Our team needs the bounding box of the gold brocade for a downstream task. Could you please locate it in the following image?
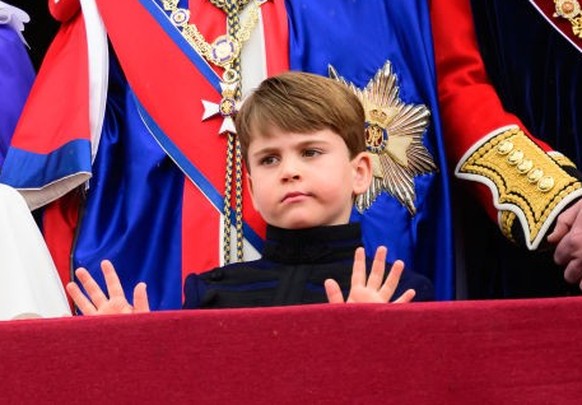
[458,128,582,245]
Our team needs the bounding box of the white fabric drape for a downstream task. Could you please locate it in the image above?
[0,184,71,320]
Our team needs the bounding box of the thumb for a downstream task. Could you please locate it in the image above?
[133,282,151,313]
[324,279,345,304]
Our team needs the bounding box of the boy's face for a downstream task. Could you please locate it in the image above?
[246,127,371,229]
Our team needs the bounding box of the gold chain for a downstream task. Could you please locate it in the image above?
[162,0,260,69]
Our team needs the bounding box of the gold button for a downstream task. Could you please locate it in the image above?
[517,159,533,174]
[497,141,514,155]
[538,176,555,192]
[507,150,524,165]
[527,168,544,183]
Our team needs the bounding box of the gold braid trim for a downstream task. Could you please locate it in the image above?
[500,211,517,244]
[458,127,582,246]
[550,152,577,168]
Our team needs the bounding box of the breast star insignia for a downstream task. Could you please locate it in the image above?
[329,61,437,215]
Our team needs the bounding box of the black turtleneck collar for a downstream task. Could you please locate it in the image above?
[262,223,362,265]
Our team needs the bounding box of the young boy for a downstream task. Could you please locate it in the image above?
[66,72,434,315]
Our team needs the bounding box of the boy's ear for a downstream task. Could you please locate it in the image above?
[246,175,260,211]
[351,151,373,195]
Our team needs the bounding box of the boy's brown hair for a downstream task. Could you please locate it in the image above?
[235,71,366,167]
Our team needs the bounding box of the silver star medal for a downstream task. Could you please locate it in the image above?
[329,61,437,215]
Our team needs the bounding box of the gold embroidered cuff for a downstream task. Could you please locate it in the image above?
[457,127,582,249]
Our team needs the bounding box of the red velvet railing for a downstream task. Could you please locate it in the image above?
[2,297,582,403]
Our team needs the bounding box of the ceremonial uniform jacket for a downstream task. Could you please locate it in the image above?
[432,0,582,297]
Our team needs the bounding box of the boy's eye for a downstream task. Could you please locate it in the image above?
[259,156,279,166]
[302,149,322,158]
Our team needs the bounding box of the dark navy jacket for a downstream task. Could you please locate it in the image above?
[183,223,434,309]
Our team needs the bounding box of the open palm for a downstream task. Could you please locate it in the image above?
[66,260,150,315]
[325,246,415,304]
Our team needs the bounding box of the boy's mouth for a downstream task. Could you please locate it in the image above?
[281,191,310,203]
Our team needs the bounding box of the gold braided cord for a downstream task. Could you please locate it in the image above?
[222,131,236,263]
[234,138,244,261]
[225,0,243,99]
[221,0,241,264]
[209,0,251,12]
[163,0,257,263]
[225,0,245,262]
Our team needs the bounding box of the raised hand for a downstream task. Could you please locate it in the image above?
[66,260,150,315]
[324,246,415,304]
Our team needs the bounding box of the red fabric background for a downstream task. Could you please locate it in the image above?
[1,298,582,403]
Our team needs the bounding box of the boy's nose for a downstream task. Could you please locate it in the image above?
[280,159,301,182]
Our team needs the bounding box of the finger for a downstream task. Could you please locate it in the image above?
[553,230,582,266]
[74,267,109,308]
[101,260,126,300]
[564,258,582,284]
[65,282,97,315]
[366,246,387,290]
[548,218,573,243]
[350,247,367,288]
[393,289,416,304]
[548,225,568,243]
[548,203,580,242]
[133,283,150,313]
[379,260,405,302]
[325,279,345,304]
[553,235,573,266]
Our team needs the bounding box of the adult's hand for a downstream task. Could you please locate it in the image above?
[547,199,582,288]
